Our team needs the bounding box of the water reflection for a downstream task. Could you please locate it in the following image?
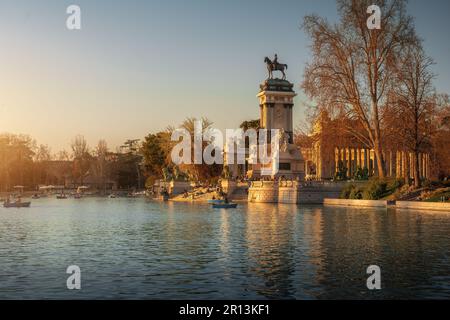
[0,198,449,299]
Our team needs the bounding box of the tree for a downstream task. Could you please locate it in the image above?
[239,120,260,131]
[118,139,144,189]
[71,135,91,185]
[390,46,436,187]
[0,134,35,191]
[176,117,221,182]
[430,95,450,180]
[56,149,71,161]
[302,0,417,177]
[95,139,109,193]
[142,132,171,186]
[33,144,52,186]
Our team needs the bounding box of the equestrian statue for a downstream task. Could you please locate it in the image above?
[264,54,288,80]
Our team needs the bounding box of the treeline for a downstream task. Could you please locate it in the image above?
[0,134,145,192]
[0,117,225,192]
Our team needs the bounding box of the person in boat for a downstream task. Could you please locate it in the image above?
[224,196,229,204]
[5,195,10,205]
[16,196,22,204]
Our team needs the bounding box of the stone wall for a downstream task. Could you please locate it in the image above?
[324,199,391,208]
[248,180,345,204]
[169,181,192,195]
[396,201,450,212]
[248,181,279,203]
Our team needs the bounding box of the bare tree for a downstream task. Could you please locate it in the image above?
[302,0,417,177]
[71,135,91,185]
[95,139,109,193]
[391,46,435,187]
[35,144,52,162]
[56,149,71,161]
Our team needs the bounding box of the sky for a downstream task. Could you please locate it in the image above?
[0,0,449,152]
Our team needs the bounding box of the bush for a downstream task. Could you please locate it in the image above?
[387,178,404,191]
[362,179,388,200]
[334,161,348,181]
[340,184,355,199]
[354,166,369,181]
[340,184,364,199]
[349,186,363,199]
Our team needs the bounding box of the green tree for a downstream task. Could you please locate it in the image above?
[142,132,171,186]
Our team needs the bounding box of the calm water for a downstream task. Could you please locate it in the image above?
[0,198,449,300]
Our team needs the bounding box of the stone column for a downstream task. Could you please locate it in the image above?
[364,149,367,172]
[405,152,410,180]
[373,152,378,176]
[365,149,370,174]
[402,151,406,179]
[289,106,293,133]
[389,151,393,177]
[418,153,423,179]
[347,148,351,178]
[335,148,339,173]
[259,105,264,127]
[360,149,363,169]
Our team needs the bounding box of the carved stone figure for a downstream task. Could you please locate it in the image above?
[264,54,288,80]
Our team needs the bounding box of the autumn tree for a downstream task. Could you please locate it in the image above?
[302,0,417,177]
[0,134,36,190]
[388,46,437,187]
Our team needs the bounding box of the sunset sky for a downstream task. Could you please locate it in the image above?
[0,0,449,152]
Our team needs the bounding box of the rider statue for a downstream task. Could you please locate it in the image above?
[264,53,288,80]
[273,54,278,68]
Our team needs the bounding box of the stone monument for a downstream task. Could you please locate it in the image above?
[247,56,305,180]
[247,55,307,203]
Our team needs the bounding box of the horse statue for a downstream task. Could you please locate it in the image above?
[264,56,288,80]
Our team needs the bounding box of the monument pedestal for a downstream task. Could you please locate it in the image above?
[248,78,305,180]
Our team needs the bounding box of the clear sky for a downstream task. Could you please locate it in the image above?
[0,0,449,152]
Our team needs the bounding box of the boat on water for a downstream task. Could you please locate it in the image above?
[31,194,40,199]
[212,203,238,209]
[109,194,117,198]
[56,194,67,199]
[3,201,31,208]
[74,194,82,199]
[207,199,226,204]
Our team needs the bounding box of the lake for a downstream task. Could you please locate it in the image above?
[0,198,449,299]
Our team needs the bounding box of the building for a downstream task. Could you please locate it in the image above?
[301,111,431,181]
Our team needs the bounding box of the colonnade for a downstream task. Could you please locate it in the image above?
[333,147,430,179]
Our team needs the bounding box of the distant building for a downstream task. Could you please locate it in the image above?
[300,111,431,181]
